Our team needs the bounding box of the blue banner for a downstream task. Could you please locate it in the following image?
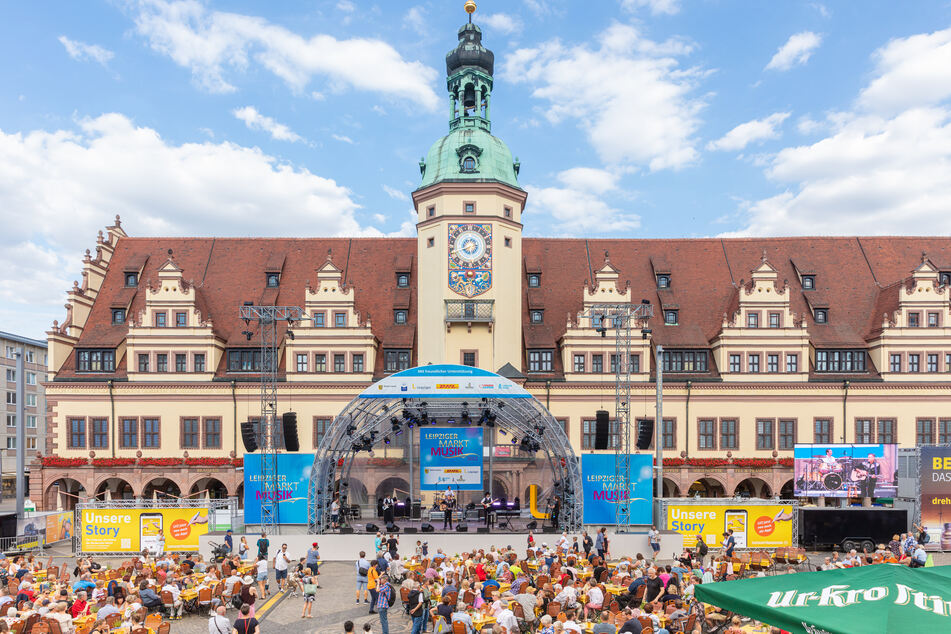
[420,427,484,491]
[243,453,314,525]
[581,453,653,524]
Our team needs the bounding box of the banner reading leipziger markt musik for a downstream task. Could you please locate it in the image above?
[420,427,483,491]
[920,446,951,551]
[581,454,653,524]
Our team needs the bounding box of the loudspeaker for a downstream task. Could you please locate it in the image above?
[282,412,300,452]
[542,526,558,533]
[526,520,538,530]
[477,527,489,534]
[340,527,354,534]
[240,421,258,453]
[594,410,610,450]
[636,418,654,450]
[411,502,422,520]
[386,522,400,533]
[456,523,469,532]
[365,523,379,533]
[404,527,418,534]
[421,523,435,533]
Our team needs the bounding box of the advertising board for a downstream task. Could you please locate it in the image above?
[45,511,73,544]
[666,503,794,549]
[919,446,951,550]
[359,364,532,400]
[580,454,653,525]
[793,443,897,498]
[243,453,314,524]
[79,508,208,553]
[420,427,483,491]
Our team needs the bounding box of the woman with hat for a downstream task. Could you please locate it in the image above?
[240,575,258,617]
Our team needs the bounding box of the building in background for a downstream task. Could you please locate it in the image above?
[0,331,47,499]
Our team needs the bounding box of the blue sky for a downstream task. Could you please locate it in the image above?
[3,0,951,338]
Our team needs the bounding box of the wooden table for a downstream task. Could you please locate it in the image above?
[472,614,496,630]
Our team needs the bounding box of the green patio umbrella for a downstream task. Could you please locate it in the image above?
[694,564,951,634]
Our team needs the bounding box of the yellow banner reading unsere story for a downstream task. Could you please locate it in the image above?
[666,504,794,549]
[80,508,208,553]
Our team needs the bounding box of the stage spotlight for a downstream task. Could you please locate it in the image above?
[286,330,295,340]
[511,437,518,444]
[346,424,357,435]
[499,429,508,436]
[242,330,253,341]
[381,404,389,413]
[384,437,391,445]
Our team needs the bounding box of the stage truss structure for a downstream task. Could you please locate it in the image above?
[581,302,654,530]
[308,383,584,533]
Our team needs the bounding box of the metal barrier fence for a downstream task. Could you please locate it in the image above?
[0,534,45,555]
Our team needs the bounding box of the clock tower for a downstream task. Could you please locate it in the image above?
[412,4,526,370]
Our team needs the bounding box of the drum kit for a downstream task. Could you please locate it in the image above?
[799,457,867,493]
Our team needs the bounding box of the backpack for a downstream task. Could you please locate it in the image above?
[388,584,396,605]
[358,562,369,577]
[698,542,709,556]
[231,594,243,609]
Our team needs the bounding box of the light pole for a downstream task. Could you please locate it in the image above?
[655,344,663,526]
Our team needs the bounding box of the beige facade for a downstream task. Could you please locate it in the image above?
[1,331,47,498]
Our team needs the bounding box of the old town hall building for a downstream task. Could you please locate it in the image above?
[35,16,951,513]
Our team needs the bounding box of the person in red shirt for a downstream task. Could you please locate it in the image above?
[69,591,89,618]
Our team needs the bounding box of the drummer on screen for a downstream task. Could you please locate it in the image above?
[819,448,839,470]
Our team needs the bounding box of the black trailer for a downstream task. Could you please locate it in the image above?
[798,507,909,551]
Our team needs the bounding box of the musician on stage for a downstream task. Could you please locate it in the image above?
[550,495,561,528]
[819,448,838,469]
[441,489,455,530]
[382,493,395,527]
[481,491,494,528]
[858,453,881,497]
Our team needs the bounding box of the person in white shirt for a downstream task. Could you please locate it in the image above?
[96,597,120,620]
[208,605,231,634]
[223,571,242,605]
[562,613,583,634]
[50,602,73,633]
[162,578,184,618]
[274,544,291,592]
[496,607,519,634]
[583,579,604,620]
[255,555,269,598]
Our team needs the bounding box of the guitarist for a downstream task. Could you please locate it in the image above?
[382,493,395,527]
[856,453,881,498]
[440,490,455,530]
[481,491,496,528]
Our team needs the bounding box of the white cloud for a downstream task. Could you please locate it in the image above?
[336,1,355,12]
[707,112,790,151]
[765,31,822,71]
[481,13,523,35]
[501,23,705,171]
[556,167,620,194]
[132,0,439,109]
[382,185,408,201]
[858,28,951,114]
[58,35,114,66]
[526,167,638,235]
[232,106,303,142]
[331,133,354,144]
[523,0,548,16]
[621,0,681,16]
[372,213,386,224]
[0,113,365,337]
[404,6,426,35]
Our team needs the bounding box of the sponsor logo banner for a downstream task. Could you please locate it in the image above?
[920,445,951,550]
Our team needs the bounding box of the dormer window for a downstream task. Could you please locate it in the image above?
[664,310,679,325]
[266,273,280,288]
[530,310,544,324]
[112,309,126,325]
[125,273,138,287]
[462,156,476,171]
[657,275,670,289]
[397,274,410,288]
[814,308,828,324]
[394,310,408,325]
[802,275,815,290]
[527,274,540,288]
[941,272,951,286]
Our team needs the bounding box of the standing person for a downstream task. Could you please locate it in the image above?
[274,544,290,592]
[367,561,380,614]
[239,576,257,617]
[382,494,395,527]
[376,574,393,634]
[208,605,230,634]
[407,580,426,634]
[550,496,561,528]
[722,530,736,558]
[356,551,371,605]
[255,555,269,599]
[233,603,258,634]
[441,492,453,530]
[223,530,234,555]
[238,537,249,560]
[582,531,593,558]
[301,567,317,618]
[331,496,341,530]
[256,532,269,560]
[306,543,321,585]
[648,526,661,560]
[386,534,399,559]
[595,529,606,560]
[481,491,494,528]
[859,453,881,498]
[374,532,383,555]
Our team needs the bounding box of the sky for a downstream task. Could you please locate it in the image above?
[3,0,951,339]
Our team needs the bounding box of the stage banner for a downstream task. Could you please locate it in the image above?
[45,511,73,544]
[920,446,951,551]
[793,443,897,498]
[244,453,314,524]
[359,364,532,399]
[420,427,483,491]
[581,454,653,525]
[79,508,208,553]
[666,503,794,549]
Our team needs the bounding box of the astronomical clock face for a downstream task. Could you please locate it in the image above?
[448,223,492,297]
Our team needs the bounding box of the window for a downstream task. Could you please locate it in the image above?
[909,312,920,328]
[582,418,618,450]
[175,312,187,327]
[334,354,346,373]
[156,353,168,373]
[855,419,873,444]
[6,438,14,450]
[384,350,411,372]
[314,418,332,448]
[814,309,828,323]
[802,275,815,290]
[4,369,13,382]
[928,312,939,327]
[76,349,116,372]
[26,372,36,385]
[315,354,327,372]
[662,350,708,373]
[3,346,12,359]
[204,418,221,448]
[756,419,774,450]
[353,354,364,373]
[227,350,260,372]
[698,419,716,449]
[462,157,476,171]
[939,419,951,444]
[909,353,920,373]
[463,352,476,367]
[125,272,138,287]
[25,437,36,450]
[142,418,161,448]
[504,237,512,247]
[815,350,866,372]
[748,354,760,373]
[296,353,308,373]
[334,313,346,328]
[592,354,603,373]
[394,310,408,324]
[664,310,678,325]
[878,419,895,445]
[24,350,33,363]
[112,309,125,325]
[928,354,939,373]
[427,205,435,217]
[786,354,799,373]
[463,302,476,319]
[942,272,951,286]
[26,415,36,429]
[890,354,901,372]
[657,275,670,289]
[120,418,138,448]
[427,237,435,248]
[69,418,86,448]
[5,415,13,427]
[26,394,35,407]
[573,354,586,373]
[630,354,640,373]
[747,313,759,328]
[767,354,779,373]
[662,419,676,450]
[155,313,167,328]
[397,274,410,288]
[138,354,149,372]
[527,274,540,288]
[90,418,108,448]
[528,350,553,372]
[464,202,475,214]
[778,420,796,450]
[266,273,280,288]
[194,354,205,373]
[313,313,325,328]
[5,393,13,405]
[916,418,935,445]
[769,313,781,328]
[181,418,200,448]
[175,354,187,373]
[814,419,832,444]
[504,206,512,218]
[947,353,951,371]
